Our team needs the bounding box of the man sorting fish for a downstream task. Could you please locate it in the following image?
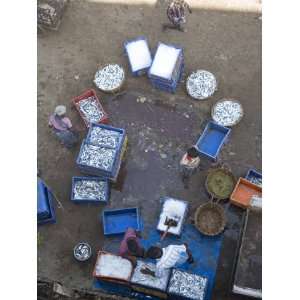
[141,244,194,277]
[119,227,145,266]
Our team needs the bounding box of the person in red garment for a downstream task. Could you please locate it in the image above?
[119,228,145,266]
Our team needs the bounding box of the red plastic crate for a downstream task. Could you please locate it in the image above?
[71,89,109,128]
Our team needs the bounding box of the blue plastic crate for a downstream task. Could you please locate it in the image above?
[196,121,231,161]
[148,42,184,84]
[245,169,262,187]
[124,36,152,76]
[86,123,125,150]
[37,179,56,225]
[102,207,142,235]
[76,139,120,177]
[150,62,184,93]
[157,197,188,237]
[71,176,110,204]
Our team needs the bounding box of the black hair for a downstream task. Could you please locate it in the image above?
[187,147,199,158]
[146,246,163,259]
[127,239,138,254]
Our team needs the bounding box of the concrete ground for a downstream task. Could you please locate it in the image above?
[37,1,261,299]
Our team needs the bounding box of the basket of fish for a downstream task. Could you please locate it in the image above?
[124,36,152,76]
[186,70,217,100]
[71,176,110,204]
[93,251,134,284]
[211,99,244,127]
[205,167,236,200]
[167,269,208,300]
[94,64,125,93]
[72,89,108,128]
[73,242,92,262]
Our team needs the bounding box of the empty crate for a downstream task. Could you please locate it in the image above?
[196,121,231,161]
[102,207,142,235]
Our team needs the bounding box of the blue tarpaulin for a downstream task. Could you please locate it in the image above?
[93,224,223,300]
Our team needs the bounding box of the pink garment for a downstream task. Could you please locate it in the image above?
[119,228,141,257]
[49,114,72,131]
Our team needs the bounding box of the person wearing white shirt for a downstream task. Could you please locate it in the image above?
[141,243,194,277]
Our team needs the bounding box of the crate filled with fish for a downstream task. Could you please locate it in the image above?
[93,251,134,284]
[148,42,184,93]
[167,269,208,300]
[130,260,171,299]
[76,138,121,178]
[157,197,188,237]
[124,37,152,76]
[245,169,262,188]
[86,123,125,150]
[72,89,108,128]
[195,120,231,161]
[71,176,110,204]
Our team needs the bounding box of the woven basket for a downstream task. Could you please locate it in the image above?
[205,167,236,200]
[194,201,226,236]
[211,99,244,127]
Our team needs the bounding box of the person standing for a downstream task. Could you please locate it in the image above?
[48,105,79,149]
[163,0,192,32]
[180,146,201,188]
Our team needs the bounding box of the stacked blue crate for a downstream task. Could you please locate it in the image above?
[76,123,126,180]
[37,178,56,225]
[124,36,152,76]
[148,43,184,93]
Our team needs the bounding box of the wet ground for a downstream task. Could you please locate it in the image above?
[37,1,261,299]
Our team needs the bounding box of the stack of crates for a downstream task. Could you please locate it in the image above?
[76,123,126,181]
[148,42,184,93]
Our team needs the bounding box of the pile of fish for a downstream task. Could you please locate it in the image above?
[89,127,121,148]
[73,179,106,201]
[131,260,171,291]
[186,70,217,100]
[94,253,133,279]
[78,143,116,171]
[212,99,243,127]
[247,175,262,187]
[78,96,104,123]
[168,269,208,300]
[73,242,91,261]
[94,64,125,92]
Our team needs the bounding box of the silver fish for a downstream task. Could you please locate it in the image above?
[73,180,106,201]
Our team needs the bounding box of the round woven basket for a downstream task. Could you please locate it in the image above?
[94,64,126,94]
[194,201,226,236]
[205,167,236,200]
[211,98,244,127]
